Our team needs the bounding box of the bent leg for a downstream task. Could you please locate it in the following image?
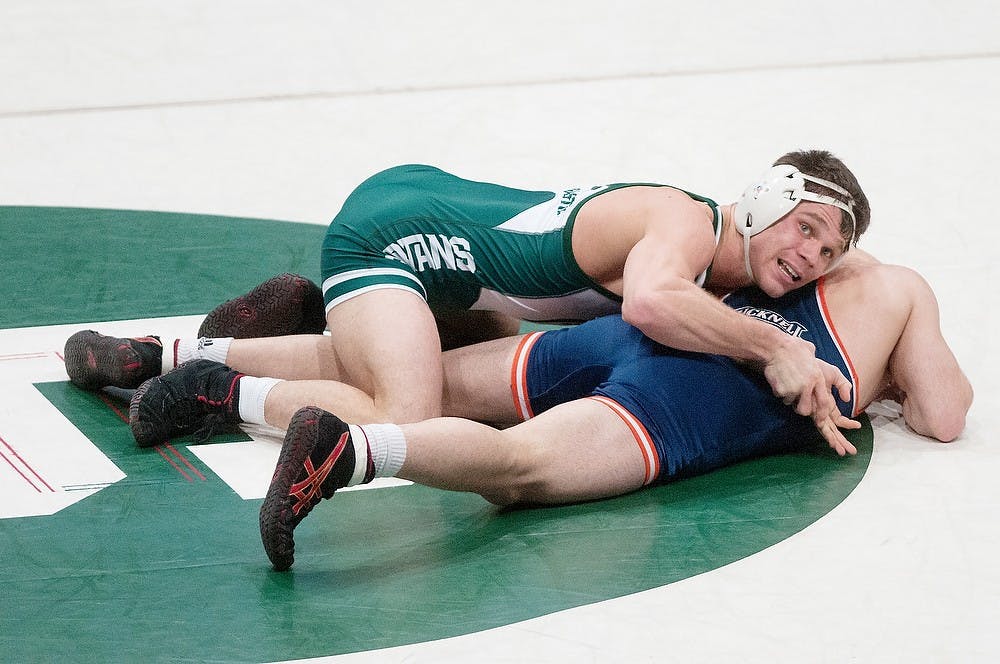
[260,398,648,570]
[249,326,526,429]
[440,334,526,425]
[224,335,344,381]
[398,398,648,505]
[260,289,445,426]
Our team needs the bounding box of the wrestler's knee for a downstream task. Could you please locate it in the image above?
[371,392,443,425]
[479,437,558,507]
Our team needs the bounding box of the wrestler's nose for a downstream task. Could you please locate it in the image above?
[799,239,822,271]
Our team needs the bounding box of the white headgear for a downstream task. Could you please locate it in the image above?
[734,164,856,280]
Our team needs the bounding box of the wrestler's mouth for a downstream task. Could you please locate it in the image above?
[778,259,801,282]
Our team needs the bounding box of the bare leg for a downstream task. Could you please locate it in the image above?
[225,335,343,381]
[397,398,648,505]
[440,334,525,425]
[262,379,382,428]
[259,398,648,570]
[257,289,445,426]
[251,328,526,430]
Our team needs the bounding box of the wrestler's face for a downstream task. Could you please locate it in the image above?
[750,202,849,297]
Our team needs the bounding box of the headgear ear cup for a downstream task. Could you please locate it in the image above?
[733,165,856,280]
[735,164,804,239]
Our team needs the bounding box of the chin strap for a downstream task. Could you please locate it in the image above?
[742,230,755,281]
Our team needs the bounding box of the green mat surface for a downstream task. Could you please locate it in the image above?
[0,206,871,661]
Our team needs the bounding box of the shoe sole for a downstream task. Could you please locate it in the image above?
[64,330,154,390]
[259,406,330,571]
[198,273,326,339]
[128,360,241,448]
[128,379,159,447]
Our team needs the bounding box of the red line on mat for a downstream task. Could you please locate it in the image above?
[96,393,198,482]
[0,352,49,362]
[154,445,193,482]
[165,444,206,481]
[97,393,130,424]
[1,449,42,492]
[0,433,55,492]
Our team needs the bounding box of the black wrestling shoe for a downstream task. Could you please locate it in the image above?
[64,330,162,390]
[260,406,374,571]
[128,359,243,447]
[197,273,326,339]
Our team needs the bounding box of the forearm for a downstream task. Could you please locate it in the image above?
[899,373,973,442]
[621,280,796,362]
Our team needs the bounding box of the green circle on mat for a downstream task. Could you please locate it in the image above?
[0,206,872,662]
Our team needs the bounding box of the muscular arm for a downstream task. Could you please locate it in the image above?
[886,270,973,442]
[616,199,802,362]
[619,213,857,454]
[621,248,798,362]
[620,220,853,396]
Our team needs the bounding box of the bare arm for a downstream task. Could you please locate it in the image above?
[619,217,858,454]
[886,269,973,442]
[622,260,800,362]
[619,217,806,363]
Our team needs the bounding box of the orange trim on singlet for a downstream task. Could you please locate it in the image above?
[588,395,659,485]
[816,275,861,417]
[509,332,544,421]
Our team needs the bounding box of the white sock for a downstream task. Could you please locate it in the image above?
[348,423,407,483]
[236,376,282,425]
[174,337,233,367]
[162,340,178,374]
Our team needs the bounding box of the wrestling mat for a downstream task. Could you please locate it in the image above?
[0,207,872,662]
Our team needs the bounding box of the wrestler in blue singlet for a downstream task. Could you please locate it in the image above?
[510,277,857,486]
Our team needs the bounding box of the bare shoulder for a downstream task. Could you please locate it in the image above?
[574,185,718,279]
[629,186,718,249]
[821,262,939,339]
[827,260,931,301]
[581,185,713,229]
[635,186,720,262]
[869,264,937,303]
